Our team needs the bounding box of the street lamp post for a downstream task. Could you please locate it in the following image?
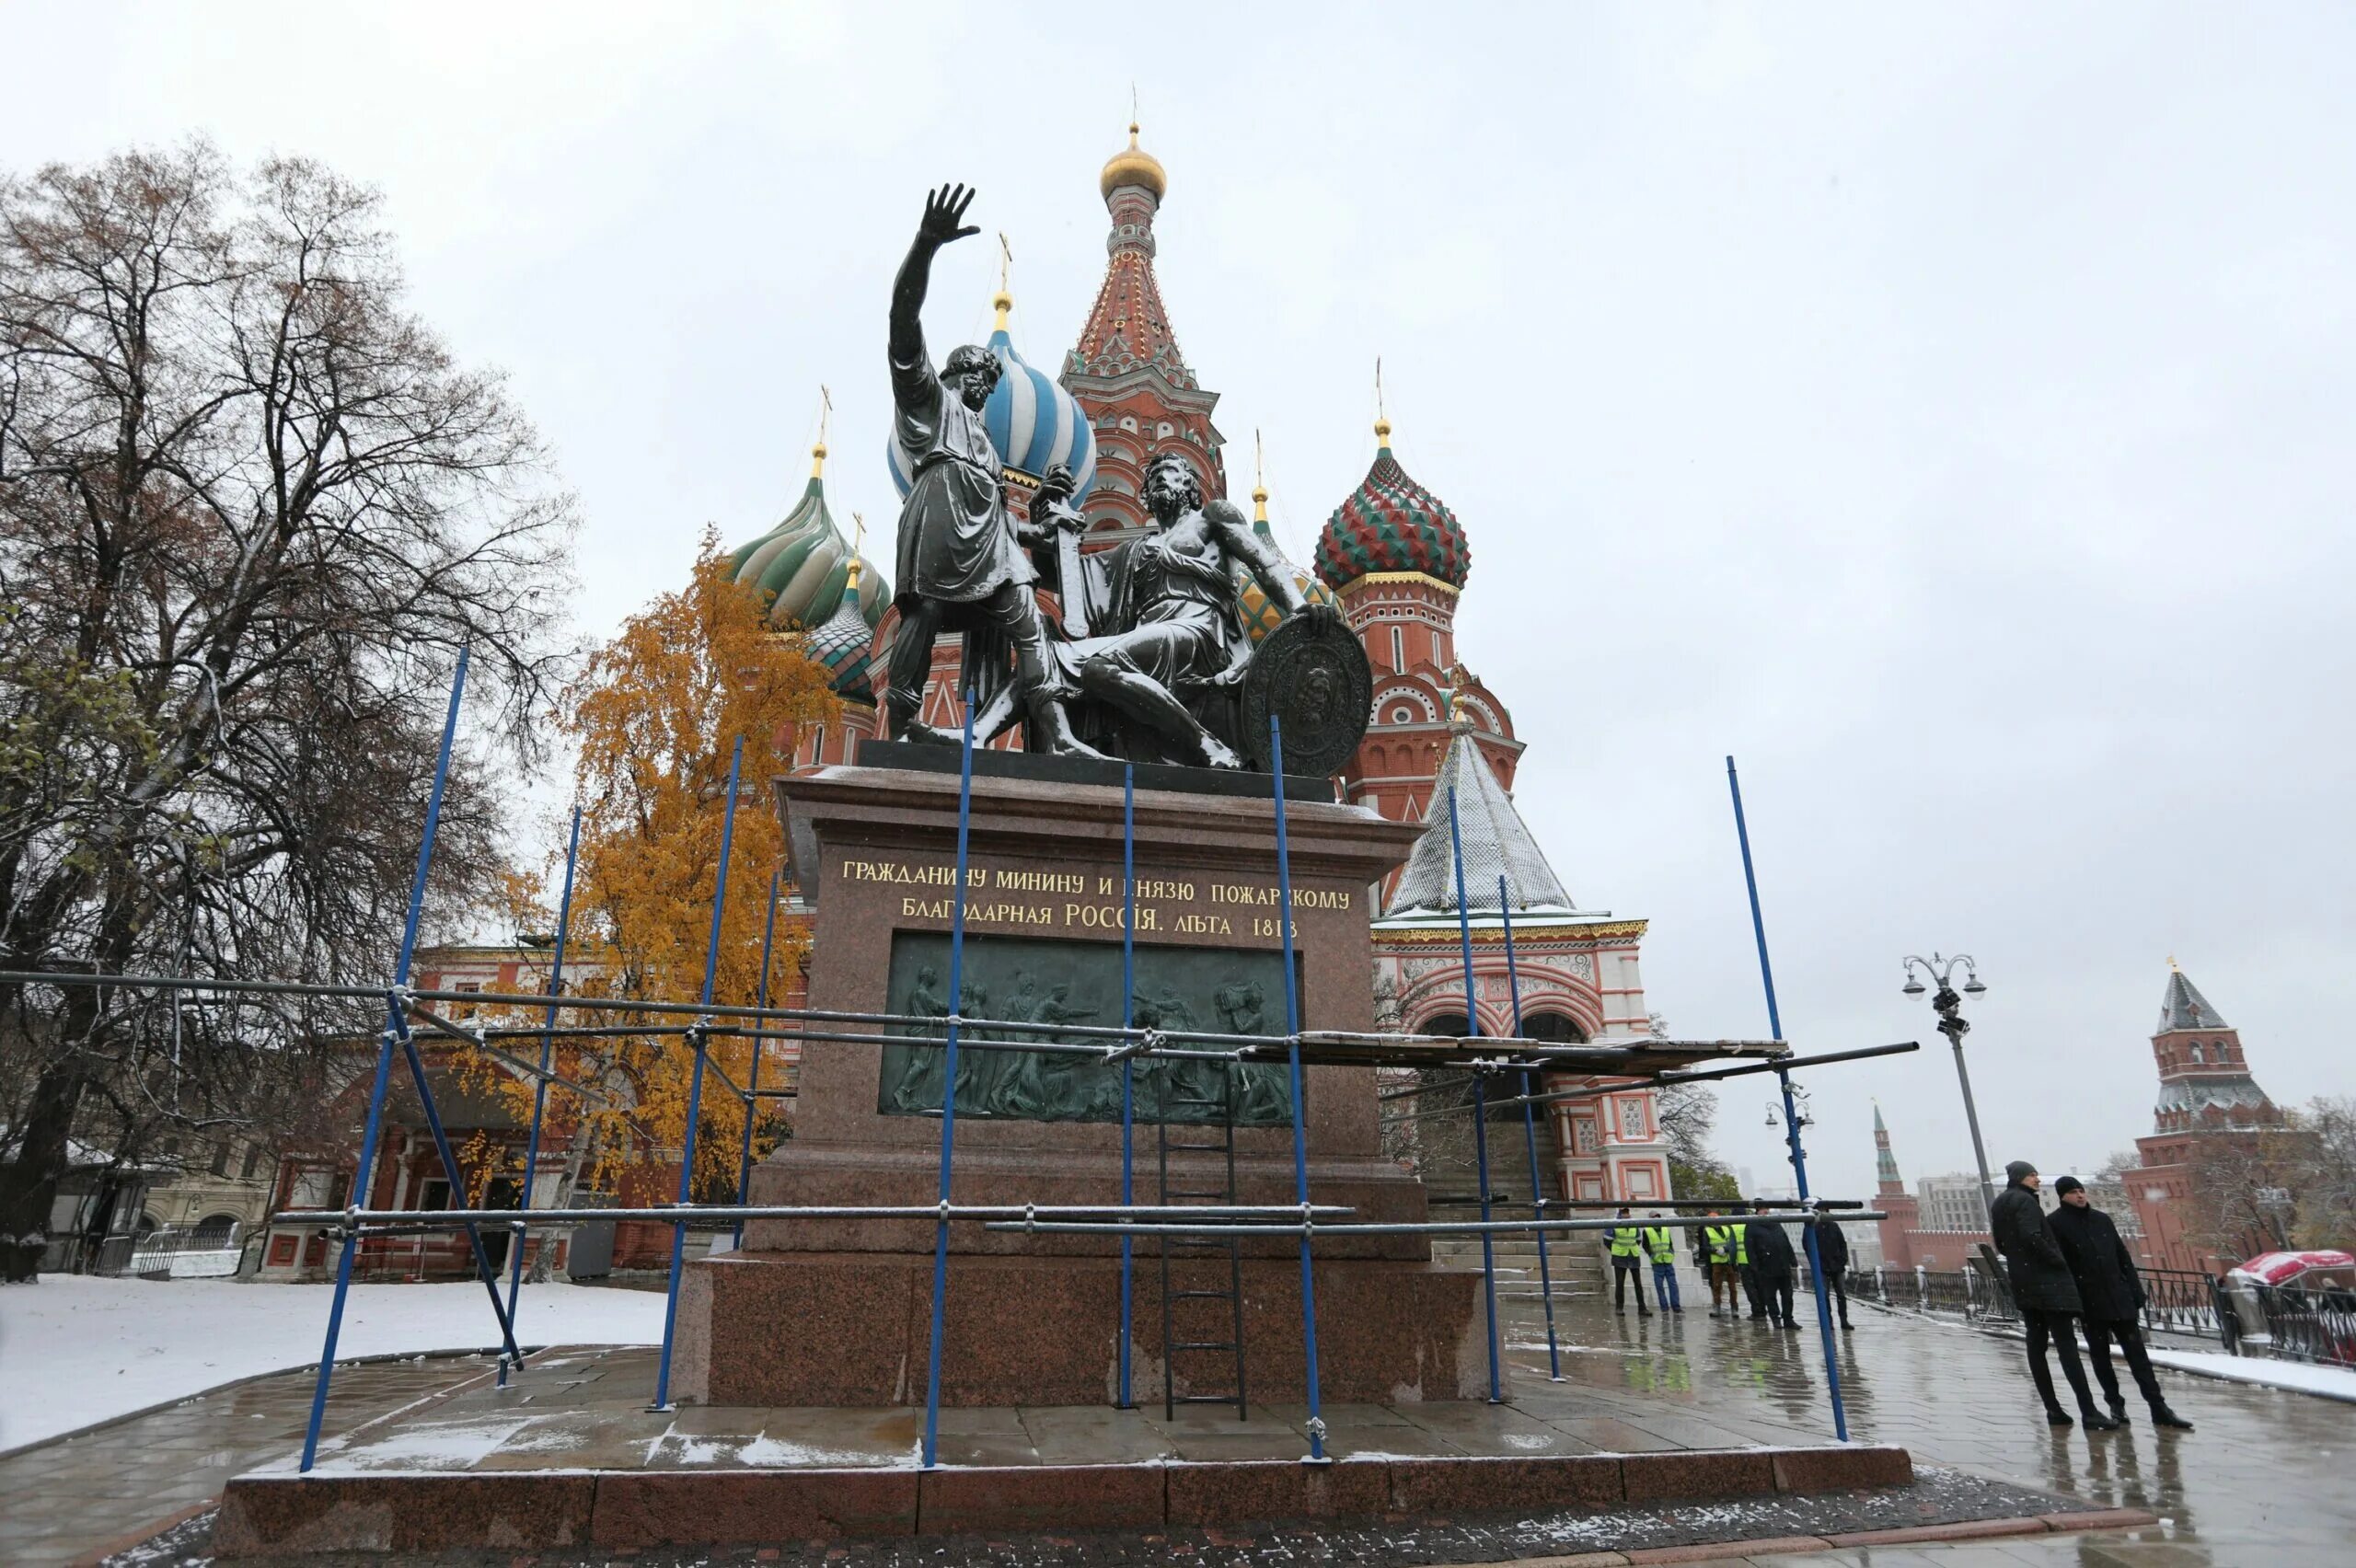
[1901,953,1993,1214]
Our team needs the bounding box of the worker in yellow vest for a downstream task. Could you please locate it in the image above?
[1702,1209,1747,1318]
[1642,1214,1684,1313]
[1605,1205,1650,1316]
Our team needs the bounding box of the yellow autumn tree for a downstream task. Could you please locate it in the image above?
[476,533,840,1211]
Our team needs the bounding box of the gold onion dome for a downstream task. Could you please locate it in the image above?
[1100,121,1167,201]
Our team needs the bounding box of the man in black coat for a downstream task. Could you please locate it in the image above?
[2049,1176,2194,1430]
[1990,1159,2119,1428]
[1808,1206,1854,1330]
[1749,1201,1798,1329]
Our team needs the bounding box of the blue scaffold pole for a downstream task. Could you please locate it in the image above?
[920,698,979,1469]
[498,803,582,1389]
[1268,719,1328,1464]
[396,1025,525,1368]
[736,869,781,1250]
[653,735,745,1410]
[1446,786,1503,1403]
[1499,875,1563,1381]
[1726,755,1848,1442]
[300,645,469,1472]
[1116,765,1138,1410]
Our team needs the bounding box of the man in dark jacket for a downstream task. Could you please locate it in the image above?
[1808,1206,1854,1330]
[1749,1201,1798,1329]
[1990,1160,2119,1428]
[2049,1176,2194,1430]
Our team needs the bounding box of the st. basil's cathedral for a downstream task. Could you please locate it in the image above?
[726,126,1673,1209]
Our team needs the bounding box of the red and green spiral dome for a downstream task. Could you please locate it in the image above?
[1312,421,1470,590]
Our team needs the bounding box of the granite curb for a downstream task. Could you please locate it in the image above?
[210,1444,1912,1555]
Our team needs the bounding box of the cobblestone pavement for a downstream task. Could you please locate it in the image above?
[0,1355,498,1567]
[9,1262,2352,1566]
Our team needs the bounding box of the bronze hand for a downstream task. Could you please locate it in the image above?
[918,183,979,248]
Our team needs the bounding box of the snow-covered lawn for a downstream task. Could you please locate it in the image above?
[0,1275,663,1452]
[2145,1345,2356,1402]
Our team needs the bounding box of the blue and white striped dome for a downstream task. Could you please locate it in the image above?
[888,302,1096,499]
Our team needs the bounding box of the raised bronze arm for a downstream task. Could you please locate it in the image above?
[890,184,979,373]
[1207,499,1328,624]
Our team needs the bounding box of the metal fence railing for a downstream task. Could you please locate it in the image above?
[2138,1267,2223,1341]
[1855,1259,2356,1369]
[2241,1283,2356,1367]
[99,1222,247,1279]
[1847,1263,2015,1323]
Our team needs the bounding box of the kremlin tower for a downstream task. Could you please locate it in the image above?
[2125,963,2289,1273]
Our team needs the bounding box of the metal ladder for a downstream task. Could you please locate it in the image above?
[1157,1063,1249,1420]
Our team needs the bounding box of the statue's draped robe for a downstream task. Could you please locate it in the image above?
[889,331,1032,606]
[890,329,1038,729]
[1040,524,1263,760]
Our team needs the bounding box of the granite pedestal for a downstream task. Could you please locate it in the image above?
[674,761,1485,1406]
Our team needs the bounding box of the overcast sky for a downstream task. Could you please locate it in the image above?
[9,2,2350,1204]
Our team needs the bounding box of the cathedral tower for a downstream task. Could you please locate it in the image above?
[1062,121,1226,538]
[1313,417,1519,824]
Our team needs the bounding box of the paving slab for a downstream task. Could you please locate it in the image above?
[16,1267,2347,1566]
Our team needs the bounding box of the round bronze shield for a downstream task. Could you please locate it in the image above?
[1240,611,1373,777]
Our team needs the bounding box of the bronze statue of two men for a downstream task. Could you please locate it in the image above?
[884,184,1364,774]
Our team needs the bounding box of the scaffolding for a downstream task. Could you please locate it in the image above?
[4,653,1904,1473]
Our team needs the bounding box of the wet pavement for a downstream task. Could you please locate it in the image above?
[4,1264,2350,1565]
[0,1355,495,1566]
[1502,1281,2355,1564]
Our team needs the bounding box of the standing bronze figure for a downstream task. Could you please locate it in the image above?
[884,184,1093,754]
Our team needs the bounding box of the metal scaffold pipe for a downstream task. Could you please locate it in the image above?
[984,1210,1888,1238]
[280,1203,1361,1229]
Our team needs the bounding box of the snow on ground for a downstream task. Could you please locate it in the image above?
[2146,1346,2356,1402]
[0,1275,663,1452]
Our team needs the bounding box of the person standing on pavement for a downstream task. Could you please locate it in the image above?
[1738,1204,1769,1320]
[1605,1206,1651,1316]
[1808,1205,1854,1330]
[1749,1200,1798,1328]
[2048,1176,2195,1431]
[1643,1212,1684,1313]
[1990,1159,2119,1429]
[1703,1209,1745,1317]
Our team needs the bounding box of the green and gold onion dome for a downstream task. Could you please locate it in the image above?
[1312,418,1470,591]
[804,554,878,705]
[1236,475,1338,642]
[728,441,889,634]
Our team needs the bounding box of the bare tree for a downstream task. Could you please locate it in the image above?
[2300,1096,2356,1253]
[1657,1081,1738,1200]
[2181,1126,2311,1262]
[0,142,575,1270]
